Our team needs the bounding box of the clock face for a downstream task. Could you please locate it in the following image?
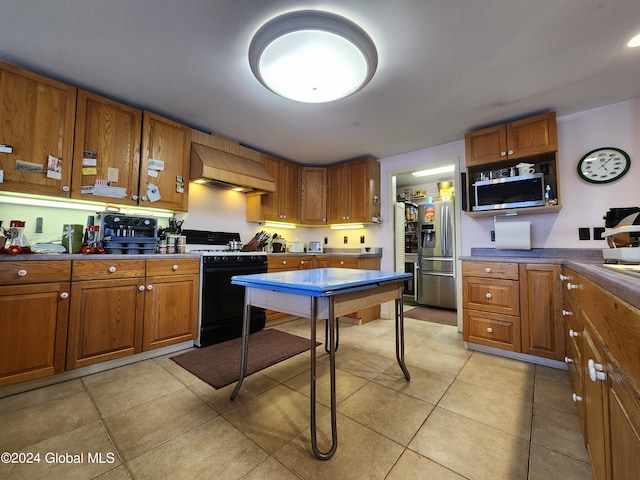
[578,147,630,184]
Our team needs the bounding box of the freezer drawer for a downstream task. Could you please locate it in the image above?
[420,257,454,274]
[419,272,456,309]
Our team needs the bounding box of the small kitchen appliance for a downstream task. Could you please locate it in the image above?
[307,241,323,253]
[601,208,640,264]
[288,241,305,253]
[98,213,158,254]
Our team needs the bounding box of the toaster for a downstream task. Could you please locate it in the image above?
[307,241,323,253]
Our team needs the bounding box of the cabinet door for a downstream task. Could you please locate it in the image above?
[464,124,507,166]
[72,90,142,205]
[0,282,69,387]
[507,112,557,160]
[347,158,372,223]
[279,160,300,223]
[582,327,607,480]
[608,376,640,480]
[519,264,564,360]
[259,154,280,221]
[327,163,349,223]
[300,167,327,224]
[67,278,144,369]
[143,274,198,350]
[0,62,76,197]
[140,111,191,211]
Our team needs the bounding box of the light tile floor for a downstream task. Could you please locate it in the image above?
[0,315,592,480]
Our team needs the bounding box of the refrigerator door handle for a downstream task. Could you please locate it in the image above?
[420,256,454,261]
[413,263,419,301]
[422,271,455,277]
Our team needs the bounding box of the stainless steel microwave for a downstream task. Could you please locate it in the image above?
[473,173,546,211]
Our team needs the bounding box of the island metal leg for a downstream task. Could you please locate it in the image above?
[310,296,338,460]
[324,316,339,353]
[230,289,252,401]
[395,289,411,381]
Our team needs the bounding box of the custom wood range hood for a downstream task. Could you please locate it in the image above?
[190,142,276,193]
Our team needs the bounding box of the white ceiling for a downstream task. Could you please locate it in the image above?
[1,1,639,166]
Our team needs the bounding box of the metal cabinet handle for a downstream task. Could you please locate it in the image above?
[172,264,179,271]
[564,356,573,364]
[567,283,578,290]
[559,274,569,281]
[569,329,579,338]
[108,266,116,273]
[485,267,491,273]
[485,293,492,299]
[17,269,27,277]
[486,327,493,333]
[60,292,69,299]
[572,393,583,402]
[562,309,573,316]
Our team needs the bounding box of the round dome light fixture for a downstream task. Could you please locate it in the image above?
[249,10,378,103]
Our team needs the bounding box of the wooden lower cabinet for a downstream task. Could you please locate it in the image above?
[143,259,199,350]
[520,263,564,360]
[0,281,70,387]
[462,261,564,361]
[67,277,144,369]
[561,267,640,480]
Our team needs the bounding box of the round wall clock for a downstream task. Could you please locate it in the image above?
[577,147,630,184]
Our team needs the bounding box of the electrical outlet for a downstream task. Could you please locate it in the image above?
[360,235,365,244]
[343,236,348,244]
[579,227,590,240]
[490,230,495,242]
[593,227,605,240]
[324,237,328,244]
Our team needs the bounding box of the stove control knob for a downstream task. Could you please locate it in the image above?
[222,256,228,262]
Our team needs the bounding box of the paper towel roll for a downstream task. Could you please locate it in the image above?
[495,221,531,250]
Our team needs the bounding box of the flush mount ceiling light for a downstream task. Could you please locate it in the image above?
[249,10,378,103]
[412,165,456,177]
[628,32,640,47]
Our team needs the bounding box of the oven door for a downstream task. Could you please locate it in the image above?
[198,262,267,347]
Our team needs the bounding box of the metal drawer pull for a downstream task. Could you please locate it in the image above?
[172,264,179,271]
[17,269,27,277]
[569,329,579,338]
[562,309,573,316]
[108,266,117,273]
[486,327,493,333]
[564,356,573,364]
[485,293,492,299]
[572,393,583,402]
[588,358,606,382]
[559,274,569,281]
[567,283,577,290]
[485,267,491,273]
[60,292,69,299]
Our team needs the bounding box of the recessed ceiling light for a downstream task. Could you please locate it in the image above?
[249,10,378,103]
[627,33,640,48]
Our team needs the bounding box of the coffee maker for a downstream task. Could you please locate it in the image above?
[98,213,158,254]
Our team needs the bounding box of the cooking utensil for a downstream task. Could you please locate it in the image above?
[228,240,242,251]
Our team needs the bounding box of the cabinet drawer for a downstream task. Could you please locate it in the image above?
[328,257,358,268]
[560,267,580,305]
[267,256,312,271]
[463,277,520,315]
[463,309,521,351]
[0,261,71,285]
[462,261,519,280]
[146,258,200,276]
[72,259,145,280]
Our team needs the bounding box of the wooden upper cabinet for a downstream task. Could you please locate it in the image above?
[465,112,557,167]
[327,157,380,224]
[0,62,76,197]
[248,154,300,223]
[140,111,191,212]
[72,90,142,205]
[300,167,327,225]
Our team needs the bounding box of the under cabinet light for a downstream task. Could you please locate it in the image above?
[329,223,365,230]
[264,221,297,230]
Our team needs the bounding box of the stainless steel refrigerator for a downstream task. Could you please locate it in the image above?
[417,200,456,309]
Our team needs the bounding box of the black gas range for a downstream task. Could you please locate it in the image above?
[182,230,267,347]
